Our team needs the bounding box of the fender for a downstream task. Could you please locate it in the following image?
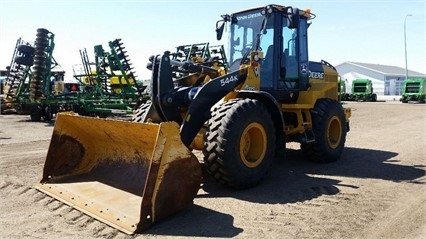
[237,90,285,157]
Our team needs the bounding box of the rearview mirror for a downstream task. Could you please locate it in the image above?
[287,7,300,29]
[216,20,225,40]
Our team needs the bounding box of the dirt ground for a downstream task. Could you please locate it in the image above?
[0,101,425,239]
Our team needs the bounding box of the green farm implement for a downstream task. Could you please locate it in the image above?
[338,77,349,101]
[1,37,35,114]
[2,29,148,120]
[72,38,148,117]
[347,78,377,102]
[400,78,426,103]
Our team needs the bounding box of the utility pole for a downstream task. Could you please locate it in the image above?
[404,14,412,81]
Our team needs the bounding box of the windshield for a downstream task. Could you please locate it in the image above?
[228,9,274,65]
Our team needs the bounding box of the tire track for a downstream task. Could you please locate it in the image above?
[231,180,414,239]
[229,187,356,238]
[355,189,426,239]
[0,179,126,239]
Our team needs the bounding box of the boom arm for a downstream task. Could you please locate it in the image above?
[147,52,248,147]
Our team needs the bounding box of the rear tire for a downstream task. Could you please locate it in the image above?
[301,99,347,163]
[30,105,42,122]
[371,94,377,102]
[203,98,276,189]
[43,105,53,121]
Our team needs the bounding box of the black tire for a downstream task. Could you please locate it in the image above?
[30,105,42,122]
[15,56,33,66]
[43,105,53,121]
[132,102,151,122]
[203,98,276,189]
[33,55,47,63]
[343,93,350,101]
[371,94,377,102]
[301,99,347,163]
[17,45,35,56]
[36,28,50,35]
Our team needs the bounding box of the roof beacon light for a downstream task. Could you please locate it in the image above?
[304,9,311,18]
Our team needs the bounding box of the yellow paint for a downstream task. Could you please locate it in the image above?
[239,122,267,168]
[38,114,201,234]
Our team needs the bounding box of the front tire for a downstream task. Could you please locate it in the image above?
[302,99,347,163]
[203,98,276,189]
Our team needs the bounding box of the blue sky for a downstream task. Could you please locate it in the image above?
[0,0,425,81]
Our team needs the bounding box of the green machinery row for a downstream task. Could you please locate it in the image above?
[338,77,425,103]
[1,28,148,120]
[338,78,377,102]
[0,28,229,120]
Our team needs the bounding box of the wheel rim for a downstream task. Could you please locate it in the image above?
[239,122,267,168]
[327,116,342,149]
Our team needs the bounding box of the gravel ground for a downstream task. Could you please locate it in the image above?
[0,101,425,239]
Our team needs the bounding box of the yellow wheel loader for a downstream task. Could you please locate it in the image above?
[36,4,351,234]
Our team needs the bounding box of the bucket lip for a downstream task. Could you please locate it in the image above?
[35,182,140,234]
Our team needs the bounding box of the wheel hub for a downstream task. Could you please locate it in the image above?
[327,116,342,149]
[240,122,267,168]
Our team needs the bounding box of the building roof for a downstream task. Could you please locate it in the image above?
[336,61,426,77]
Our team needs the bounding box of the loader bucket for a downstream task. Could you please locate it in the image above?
[35,113,202,234]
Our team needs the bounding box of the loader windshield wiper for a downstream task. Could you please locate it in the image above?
[240,16,267,65]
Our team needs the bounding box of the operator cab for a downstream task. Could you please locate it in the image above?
[217,5,313,103]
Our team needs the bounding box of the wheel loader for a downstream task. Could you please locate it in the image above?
[36,4,351,234]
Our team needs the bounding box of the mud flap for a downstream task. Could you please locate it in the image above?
[35,113,202,234]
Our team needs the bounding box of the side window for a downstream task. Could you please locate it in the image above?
[260,27,274,88]
[282,28,296,57]
[282,23,298,82]
[246,28,253,49]
[298,19,308,64]
[259,28,274,54]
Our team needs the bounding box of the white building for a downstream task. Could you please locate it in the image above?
[336,61,426,95]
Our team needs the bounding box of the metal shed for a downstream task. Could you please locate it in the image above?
[336,61,426,95]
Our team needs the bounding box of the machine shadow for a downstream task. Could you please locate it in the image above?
[319,147,425,182]
[144,146,423,237]
[144,204,243,238]
[200,146,425,204]
[18,118,55,126]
